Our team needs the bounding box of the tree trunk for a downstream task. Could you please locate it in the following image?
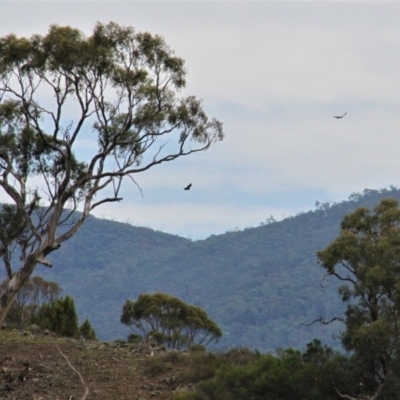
[0,255,38,327]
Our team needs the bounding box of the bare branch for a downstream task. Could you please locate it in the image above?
[335,385,383,400]
[332,271,357,285]
[335,388,358,400]
[56,346,89,400]
[35,257,53,268]
[300,316,344,327]
[90,197,123,211]
[127,175,143,198]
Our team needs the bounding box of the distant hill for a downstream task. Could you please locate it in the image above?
[3,187,400,351]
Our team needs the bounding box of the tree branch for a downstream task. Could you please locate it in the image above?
[335,388,358,400]
[335,384,383,400]
[90,197,123,211]
[300,316,344,326]
[56,345,89,400]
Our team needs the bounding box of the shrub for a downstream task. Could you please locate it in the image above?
[33,295,79,338]
[79,319,97,340]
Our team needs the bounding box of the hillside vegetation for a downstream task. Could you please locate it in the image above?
[4,187,400,351]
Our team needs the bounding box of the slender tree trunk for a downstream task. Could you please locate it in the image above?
[0,255,38,327]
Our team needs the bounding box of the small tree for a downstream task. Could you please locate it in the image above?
[317,199,400,398]
[80,318,97,340]
[121,292,222,350]
[0,275,61,329]
[34,294,79,337]
[0,22,223,325]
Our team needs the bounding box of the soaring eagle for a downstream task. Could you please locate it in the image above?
[334,112,347,119]
[184,183,192,191]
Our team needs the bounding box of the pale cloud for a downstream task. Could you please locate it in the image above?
[1,2,400,238]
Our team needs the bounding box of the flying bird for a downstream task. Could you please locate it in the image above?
[184,183,192,191]
[334,112,347,119]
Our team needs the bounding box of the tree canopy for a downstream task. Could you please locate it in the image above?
[0,22,223,325]
[121,292,222,350]
[318,199,400,398]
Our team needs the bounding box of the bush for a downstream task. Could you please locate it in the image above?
[172,391,205,400]
[189,344,206,353]
[33,295,79,338]
[80,319,97,340]
[127,333,142,344]
[195,342,356,400]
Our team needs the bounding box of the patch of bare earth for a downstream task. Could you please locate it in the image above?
[0,330,193,400]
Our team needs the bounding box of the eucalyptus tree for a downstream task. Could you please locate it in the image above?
[121,292,222,350]
[318,199,400,398]
[0,22,223,325]
[0,275,61,329]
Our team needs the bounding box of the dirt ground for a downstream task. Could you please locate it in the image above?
[0,329,194,400]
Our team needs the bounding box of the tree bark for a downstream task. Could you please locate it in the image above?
[0,255,38,327]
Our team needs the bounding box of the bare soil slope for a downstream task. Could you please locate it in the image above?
[0,330,194,400]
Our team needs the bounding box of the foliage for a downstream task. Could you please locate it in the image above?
[194,340,355,400]
[80,318,97,340]
[33,294,80,338]
[127,333,142,344]
[318,199,400,395]
[120,292,222,350]
[0,276,61,329]
[171,392,203,400]
[0,21,223,325]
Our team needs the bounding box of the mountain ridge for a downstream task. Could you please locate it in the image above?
[2,187,400,350]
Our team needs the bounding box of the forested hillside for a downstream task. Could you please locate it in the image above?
[3,187,400,351]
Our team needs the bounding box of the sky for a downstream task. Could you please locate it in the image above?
[1,1,400,239]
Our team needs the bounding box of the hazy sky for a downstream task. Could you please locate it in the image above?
[1,1,400,239]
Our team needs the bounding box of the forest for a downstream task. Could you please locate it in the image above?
[0,187,397,351]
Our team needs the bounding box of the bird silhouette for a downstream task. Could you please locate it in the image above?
[184,183,192,190]
[334,112,347,119]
